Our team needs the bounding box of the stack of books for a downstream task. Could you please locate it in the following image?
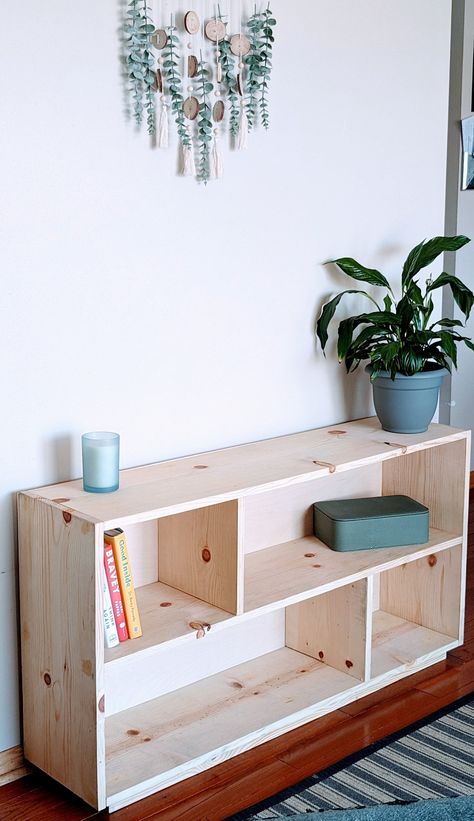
[102,528,142,648]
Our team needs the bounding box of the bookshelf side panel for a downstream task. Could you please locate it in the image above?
[18,494,105,809]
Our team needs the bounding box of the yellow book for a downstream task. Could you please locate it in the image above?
[104,528,142,639]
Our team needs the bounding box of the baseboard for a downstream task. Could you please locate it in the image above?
[0,745,30,787]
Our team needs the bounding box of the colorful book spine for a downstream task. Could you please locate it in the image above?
[104,528,142,639]
[104,543,129,642]
[103,572,119,649]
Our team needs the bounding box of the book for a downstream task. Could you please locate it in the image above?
[104,528,142,639]
[104,543,129,642]
[103,572,119,648]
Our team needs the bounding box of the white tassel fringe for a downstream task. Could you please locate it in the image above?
[210,134,223,179]
[237,105,249,150]
[182,141,196,177]
[158,103,169,149]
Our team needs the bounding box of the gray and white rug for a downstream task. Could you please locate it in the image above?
[231,697,474,819]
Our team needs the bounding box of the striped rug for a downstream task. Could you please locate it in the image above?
[231,696,474,819]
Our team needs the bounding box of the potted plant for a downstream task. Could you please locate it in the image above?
[316,235,474,433]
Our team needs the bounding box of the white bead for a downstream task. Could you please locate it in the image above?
[215,90,221,97]
[158,56,165,65]
[213,128,219,135]
[160,94,167,103]
[187,85,193,92]
[239,61,244,69]
[187,42,193,49]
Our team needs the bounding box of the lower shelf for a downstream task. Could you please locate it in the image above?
[371,610,456,679]
[105,647,356,804]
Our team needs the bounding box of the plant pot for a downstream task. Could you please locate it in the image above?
[365,365,448,434]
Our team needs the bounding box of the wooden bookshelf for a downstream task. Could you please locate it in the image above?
[17,417,470,812]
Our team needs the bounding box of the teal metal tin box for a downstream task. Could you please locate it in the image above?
[313,495,429,552]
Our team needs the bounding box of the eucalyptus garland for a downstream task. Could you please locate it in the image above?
[123,0,156,133]
[218,37,240,137]
[163,24,191,148]
[196,56,213,183]
[244,9,263,129]
[258,6,276,129]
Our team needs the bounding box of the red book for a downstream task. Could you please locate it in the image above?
[104,544,129,642]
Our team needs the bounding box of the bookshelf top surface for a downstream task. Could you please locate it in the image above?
[21,417,469,526]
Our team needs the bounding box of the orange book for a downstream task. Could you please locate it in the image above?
[104,528,142,639]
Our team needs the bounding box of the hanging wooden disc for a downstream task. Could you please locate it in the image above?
[184,10,200,35]
[230,33,251,56]
[204,18,226,42]
[236,73,243,96]
[213,100,225,122]
[151,29,168,49]
[188,55,198,78]
[183,96,199,120]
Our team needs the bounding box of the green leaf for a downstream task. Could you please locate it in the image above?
[402,235,470,287]
[328,257,391,289]
[316,289,374,351]
[426,272,474,321]
[431,318,464,329]
[439,331,457,367]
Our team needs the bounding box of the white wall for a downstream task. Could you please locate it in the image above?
[0,0,452,751]
[451,1,474,455]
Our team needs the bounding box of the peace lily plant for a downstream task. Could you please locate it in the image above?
[316,235,474,433]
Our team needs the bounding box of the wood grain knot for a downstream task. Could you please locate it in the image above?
[143,736,151,742]
[304,553,316,558]
[299,669,307,674]
[189,620,211,639]
[231,681,244,689]
[201,547,211,562]
[313,564,321,568]
[98,695,105,713]
[53,498,70,504]
[194,464,208,470]
[127,729,140,736]
[428,554,437,567]
[160,601,173,607]
[345,659,354,669]
[43,673,52,686]
[328,430,347,436]
[318,651,324,660]
[62,511,72,524]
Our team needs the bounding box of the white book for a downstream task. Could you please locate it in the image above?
[103,572,120,648]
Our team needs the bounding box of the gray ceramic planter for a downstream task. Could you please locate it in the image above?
[365,364,448,434]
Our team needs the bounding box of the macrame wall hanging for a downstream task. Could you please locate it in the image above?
[122,1,277,183]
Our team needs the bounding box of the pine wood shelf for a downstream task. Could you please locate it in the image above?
[17,417,471,812]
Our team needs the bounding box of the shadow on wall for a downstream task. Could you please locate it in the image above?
[44,434,76,484]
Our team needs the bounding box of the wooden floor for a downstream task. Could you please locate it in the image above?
[2,492,474,821]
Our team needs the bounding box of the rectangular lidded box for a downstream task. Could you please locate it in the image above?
[313,495,429,552]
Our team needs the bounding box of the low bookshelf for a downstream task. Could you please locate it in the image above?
[18,417,470,811]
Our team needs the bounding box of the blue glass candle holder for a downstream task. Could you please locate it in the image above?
[82,432,120,493]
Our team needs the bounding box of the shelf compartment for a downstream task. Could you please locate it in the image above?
[105,609,285,716]
[105,646,358,807]
[105,581,233,663]
[244,528,461,613]
[371,611,456,679]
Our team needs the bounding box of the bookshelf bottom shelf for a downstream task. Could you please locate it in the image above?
[105,646,357,807]
[371,610,456,679]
